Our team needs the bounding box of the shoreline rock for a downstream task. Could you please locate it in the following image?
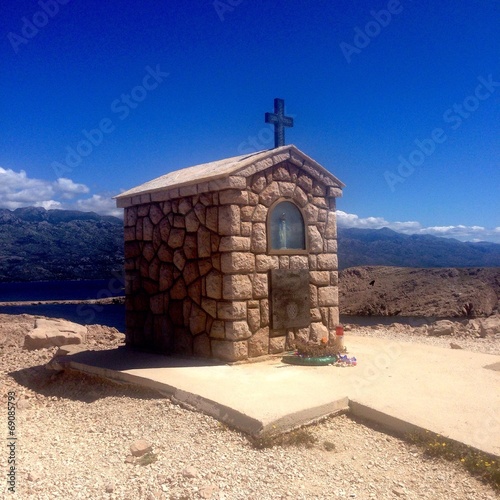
[0,296,125,307]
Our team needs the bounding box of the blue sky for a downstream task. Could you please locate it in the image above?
[1,0,499,242]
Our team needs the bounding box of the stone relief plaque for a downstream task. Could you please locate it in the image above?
[271,269,310,329]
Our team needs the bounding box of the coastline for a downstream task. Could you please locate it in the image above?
[0,296,125,307]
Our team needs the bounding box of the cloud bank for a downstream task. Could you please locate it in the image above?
[337,210,500,244]
[0,167,498,243]
[0,167,121,217]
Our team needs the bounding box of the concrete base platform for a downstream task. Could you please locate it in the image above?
[60,336,500,457]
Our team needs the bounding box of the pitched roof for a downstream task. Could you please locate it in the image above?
[115,145,344,207]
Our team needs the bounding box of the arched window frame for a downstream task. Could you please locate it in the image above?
[267,198,308,255]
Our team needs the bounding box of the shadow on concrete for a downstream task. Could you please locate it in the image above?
[67,346,226,371]
[484,361,500,372]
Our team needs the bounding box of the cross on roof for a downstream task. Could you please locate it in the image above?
[265,98,294,148]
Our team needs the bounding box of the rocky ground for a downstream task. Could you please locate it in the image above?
[0,313,499,499]
[339,267,500,317]
[343,316,500,356]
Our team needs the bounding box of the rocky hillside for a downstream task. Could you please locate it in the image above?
[0,207,123,282]
[339,266,500,317]
[338,227,500,268]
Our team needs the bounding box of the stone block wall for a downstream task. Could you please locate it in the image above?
[123,160,339,362]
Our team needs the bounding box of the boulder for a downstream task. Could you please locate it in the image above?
[428,320,455,336]
[130,439,152,457]
[478,314,500,337]
[23,318,87,350]
[467,318,481,331]
[182,466,199,479]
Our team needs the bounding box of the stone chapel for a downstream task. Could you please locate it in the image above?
[115,143,344,362]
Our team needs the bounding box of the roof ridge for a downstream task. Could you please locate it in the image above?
[115,145,344,205]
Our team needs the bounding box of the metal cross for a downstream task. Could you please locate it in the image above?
[265,98,293,148]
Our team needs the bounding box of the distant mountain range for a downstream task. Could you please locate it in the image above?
[0,208,499,282]
[337,227,500,268]
[0,207,123,282]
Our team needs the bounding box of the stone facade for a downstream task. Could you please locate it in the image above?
[116,146,344,362]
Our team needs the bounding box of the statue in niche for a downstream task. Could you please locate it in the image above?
[279,212,287,249]
[270,201,305,251]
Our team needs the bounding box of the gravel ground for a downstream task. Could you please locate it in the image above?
[343,322,500,356]
[0,313,498,499]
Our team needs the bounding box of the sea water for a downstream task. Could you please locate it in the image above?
[0,281,439,332]
[0,279,124,302]
[0,279,125,330]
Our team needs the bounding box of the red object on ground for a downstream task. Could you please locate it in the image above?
[335,326,344,336]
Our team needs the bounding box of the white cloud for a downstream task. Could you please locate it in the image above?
[0,167,54,207]
[337,211,391,229]
[0,167,38,189]
[74,194,122,217]
[336,211,387,228]
[390,220,422,231]
[0,166,122,217]
[34,200,63,210]
[337,210,500,243]
[0,167,91,208]
[54,177,89,197]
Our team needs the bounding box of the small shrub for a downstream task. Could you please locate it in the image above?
[137,452,158,466]
[323,441,336,452]
[253,429,317,449]
[252,435,275,449]
[217,422,229,432]
[284,429,317,448]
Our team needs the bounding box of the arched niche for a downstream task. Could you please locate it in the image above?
[267,199,306,253]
